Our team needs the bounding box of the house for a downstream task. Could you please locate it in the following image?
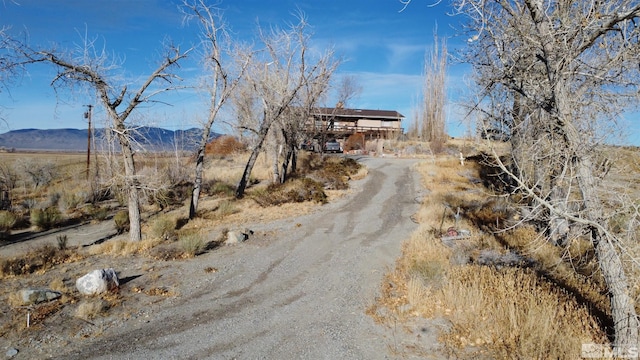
[305,107,405,139]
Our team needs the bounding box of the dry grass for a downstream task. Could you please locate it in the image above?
[75,299,108,320]
[437,266,606,359]
[179,233,206,258]
[0,151,86,165]
[0,244,84,279]
[86,237,165,257]
[372,149,612,359]
[204,151,272,185]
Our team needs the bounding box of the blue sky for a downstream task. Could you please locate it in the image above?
[0,0,478,137]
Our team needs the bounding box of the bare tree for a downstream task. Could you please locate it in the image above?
[0,25,23,127]
[453,0,640,349]
[15,159,57,189]
[234,13,337,198]
[14,35,189,241]
[180,0,250,219]
[301,75,360,156]
[421,32,447,149]
[275,53,338,184]
[335,75,362,109]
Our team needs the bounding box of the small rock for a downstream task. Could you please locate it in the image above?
[6,347,18,358]
[17,288,61,305]
[76,268,119,296]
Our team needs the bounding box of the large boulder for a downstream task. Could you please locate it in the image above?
[76,268,119,296]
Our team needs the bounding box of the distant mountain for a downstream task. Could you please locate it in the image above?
[0,127,221,152]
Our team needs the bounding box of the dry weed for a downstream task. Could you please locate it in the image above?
[144,286,176,297]
[0,245,83,278]
[180,233,205,258]
[438,266,607,359]
[88,237,164,257]
[75,299,108,320]
[373,147,611,359]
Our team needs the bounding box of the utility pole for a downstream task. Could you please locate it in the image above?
[84,105,93,180]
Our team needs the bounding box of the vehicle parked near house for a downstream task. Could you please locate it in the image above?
[324,139,342,153]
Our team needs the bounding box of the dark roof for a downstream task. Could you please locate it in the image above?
[313,107,404,120]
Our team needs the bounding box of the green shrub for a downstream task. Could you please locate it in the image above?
[113,210,130,234]
[30,207,62,231]
[180,233,205,257]
[0,210,17,231]
[0,210,17,240]
[87,205,109,221]
[151,216,177,241]
[56,235,68,250]
[205,181,235,197]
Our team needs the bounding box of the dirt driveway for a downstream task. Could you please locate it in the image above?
[4,156,443,359]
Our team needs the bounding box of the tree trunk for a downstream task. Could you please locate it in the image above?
[189,145,205,219]
[576,154,639,349]
[594,227,639,350]
[236,117,271,198]
[272,143,281,184]
[290,145,297,174]
[280,145,293,184]
[279,130,292,184]
[236,146,261,198]
[120,141,142,242]
[560,89,639,347]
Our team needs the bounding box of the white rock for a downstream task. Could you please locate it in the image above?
[76,268,119,296]
[6,348,18,358]
[225,230,247,245]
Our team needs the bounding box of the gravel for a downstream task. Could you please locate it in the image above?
[5,156,445,359]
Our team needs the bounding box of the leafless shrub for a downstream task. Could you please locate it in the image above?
[15,159,57,189]
[205,136,245,157]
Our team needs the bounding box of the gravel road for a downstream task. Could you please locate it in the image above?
[44,157,441,359]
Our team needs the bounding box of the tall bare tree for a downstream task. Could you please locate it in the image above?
[452,0,640,349]
[233,13,337,198]
[180,0,250,219]
[14,35,189,241]
[275,53,338,184]
[421,32,448,149]
[0,26,23,126]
